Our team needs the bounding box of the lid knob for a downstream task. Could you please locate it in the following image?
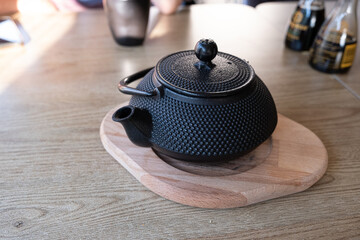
[194,39,218,70]
[195,39,218,63]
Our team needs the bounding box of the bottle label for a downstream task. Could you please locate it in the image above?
[286,8,309,41]
[309,30,357,71]
[341,43,357,68]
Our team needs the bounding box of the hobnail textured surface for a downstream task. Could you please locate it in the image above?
[129,70,277,161]
[156,51,252,95]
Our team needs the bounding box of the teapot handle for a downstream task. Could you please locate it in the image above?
[118,67,157,97]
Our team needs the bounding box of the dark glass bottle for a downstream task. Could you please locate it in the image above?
[309,0,358,73]
[285,0,325,51]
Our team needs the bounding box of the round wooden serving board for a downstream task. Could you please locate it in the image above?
[100,103,328,209]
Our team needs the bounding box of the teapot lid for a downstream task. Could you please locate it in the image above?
[155,39,254,97]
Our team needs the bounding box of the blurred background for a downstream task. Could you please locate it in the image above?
[0,0,295,15]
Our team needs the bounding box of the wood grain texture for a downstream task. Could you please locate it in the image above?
[0,4,360,239]
[100,103,328,209]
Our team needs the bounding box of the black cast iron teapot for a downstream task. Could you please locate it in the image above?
[113,39,278,162]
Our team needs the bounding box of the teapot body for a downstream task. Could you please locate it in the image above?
[126,69,277,162]
[113,39,278,162]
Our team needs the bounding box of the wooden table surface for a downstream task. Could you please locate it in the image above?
[1,3,359,239]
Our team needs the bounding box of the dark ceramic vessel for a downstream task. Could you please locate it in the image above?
[113,39,278,162]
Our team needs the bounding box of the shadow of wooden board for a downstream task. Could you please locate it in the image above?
[100,102,328,209]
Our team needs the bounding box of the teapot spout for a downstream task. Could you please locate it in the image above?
[112,105,152,147]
